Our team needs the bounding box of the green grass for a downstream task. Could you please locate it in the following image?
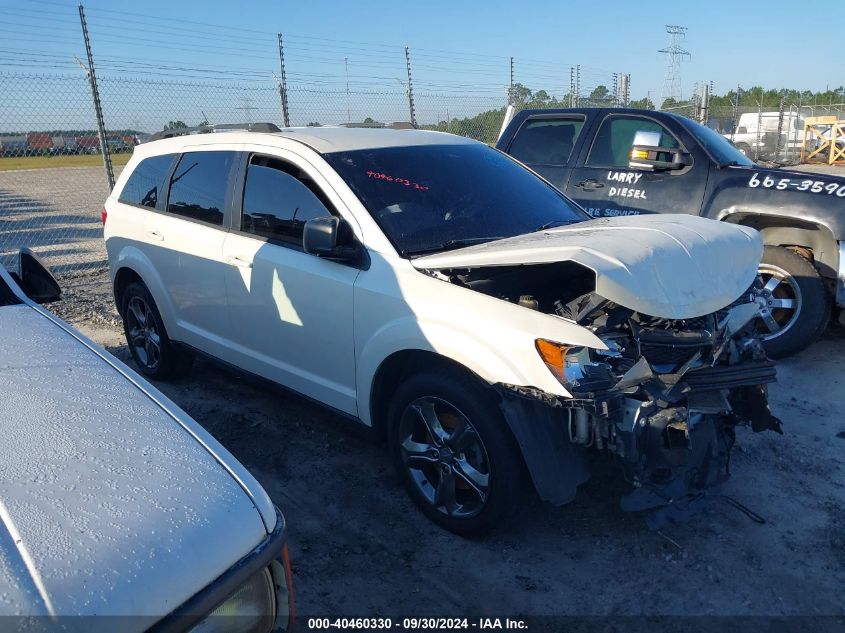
[0,153,132,171]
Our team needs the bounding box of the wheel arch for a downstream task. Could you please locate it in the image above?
[113,267,143,313]
[368,349,491,440]
[110,246,179,335]
[722,212,839,280]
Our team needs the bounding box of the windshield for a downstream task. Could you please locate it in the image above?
[323,143,588,256]
[681,118,755,167]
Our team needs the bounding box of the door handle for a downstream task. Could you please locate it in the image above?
[225,255,253,269]
[147,230,164,241]
[575,179,605,191]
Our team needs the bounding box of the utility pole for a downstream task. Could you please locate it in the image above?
[405,46,417,128]
[619,73,630,107]
[509,56,514,105]
[236,97,258,125]
[731,84,741,142]
[659,25,690,107]
[344,57,350,123]
[612,73,618,106]
[569,67,574,108]
[575,64,581,107]
[277,33,290,127]
[77,3,113,190]
[698,81,710,124]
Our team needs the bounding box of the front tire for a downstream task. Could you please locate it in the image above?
[120,281,192,379]
[387,367,526,536]
[753,245,830,358]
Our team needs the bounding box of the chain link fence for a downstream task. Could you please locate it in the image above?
[1,70,624,285]
[0,72,112,282]
[3,65,843,288]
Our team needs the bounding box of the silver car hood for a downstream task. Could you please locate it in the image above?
[0,302,269,623]
[412,214,763,319]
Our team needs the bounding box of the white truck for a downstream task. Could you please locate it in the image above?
[724,111,805,159]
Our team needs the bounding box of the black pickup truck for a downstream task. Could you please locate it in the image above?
[496,107,845,357]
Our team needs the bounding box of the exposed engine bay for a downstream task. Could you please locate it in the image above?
[437,261,782,526]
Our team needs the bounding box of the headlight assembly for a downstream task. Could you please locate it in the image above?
[535,338,588,387]
[190,567,276,633]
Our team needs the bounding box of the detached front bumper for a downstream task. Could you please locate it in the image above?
[495,358,779,526]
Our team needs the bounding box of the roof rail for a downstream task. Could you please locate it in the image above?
[338,121,416,130]
[143,122,282,143]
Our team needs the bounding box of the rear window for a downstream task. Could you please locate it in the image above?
[118,154,176,209]
[509,117,585,165]
[167,151,235,226]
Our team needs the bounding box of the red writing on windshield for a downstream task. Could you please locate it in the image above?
[366,170,429,191]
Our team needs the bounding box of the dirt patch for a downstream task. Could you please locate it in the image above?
[58,295,845,618]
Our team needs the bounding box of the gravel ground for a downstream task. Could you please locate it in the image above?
[0,165,119,275]
[50,278,845,623]
[9,162,845,623]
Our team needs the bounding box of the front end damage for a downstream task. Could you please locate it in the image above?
[412,215,780,525]
[497,289,781,526]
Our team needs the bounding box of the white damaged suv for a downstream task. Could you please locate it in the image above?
[104,124,781,534]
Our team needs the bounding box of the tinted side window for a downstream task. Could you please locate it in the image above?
[241,156,331,244]
[509,118,585,165]
[167,151,235,226]
[587,117,679,167]
[118,154,175,208]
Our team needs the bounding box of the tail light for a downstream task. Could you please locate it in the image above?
[101,208,107,225]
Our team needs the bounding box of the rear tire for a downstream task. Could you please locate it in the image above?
[387,366,526,536]
[120,281,192,379]
[735,142,752,158]
[754,245,830,358]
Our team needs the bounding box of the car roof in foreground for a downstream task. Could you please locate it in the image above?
[0,268,273,621]
[135,126,479,158]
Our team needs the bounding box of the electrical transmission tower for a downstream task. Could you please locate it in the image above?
[659,25,690,107]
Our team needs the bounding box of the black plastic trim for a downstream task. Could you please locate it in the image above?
[173,340,366,428]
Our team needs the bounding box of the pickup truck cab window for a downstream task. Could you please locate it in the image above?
[241,154,332,244]
[508,117,585,166]
[118,153,176,209]
[587,115,680,167]
[167,150,236,226]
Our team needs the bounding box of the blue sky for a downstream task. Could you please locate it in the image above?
[1,0,842,130]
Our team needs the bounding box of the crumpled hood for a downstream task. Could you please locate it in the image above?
[412,214,763,319]
[0,304,266,623]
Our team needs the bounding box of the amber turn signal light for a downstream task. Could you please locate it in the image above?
[535,338,569,370]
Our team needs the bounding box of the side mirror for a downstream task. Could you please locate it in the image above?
[18,247,61,304]
[628,129,691,171]
[629,145,692,171]
[303,217,361,264]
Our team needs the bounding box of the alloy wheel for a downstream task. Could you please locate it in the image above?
[398,396,491,519]
[125,296,162,370]
[752,264,802,340]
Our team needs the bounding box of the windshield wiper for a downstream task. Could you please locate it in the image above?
[534,219,577,232]
[404,236,504,257]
